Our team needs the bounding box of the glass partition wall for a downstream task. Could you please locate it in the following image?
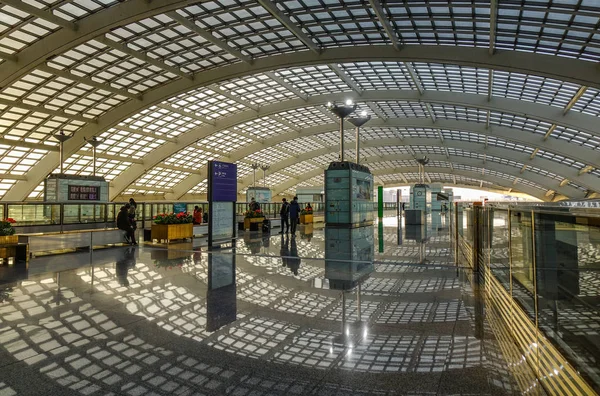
[456,202,600,394]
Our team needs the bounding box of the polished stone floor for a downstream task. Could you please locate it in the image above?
[0,214,522,395]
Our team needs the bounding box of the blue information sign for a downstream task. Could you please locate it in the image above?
[210,161,237,202]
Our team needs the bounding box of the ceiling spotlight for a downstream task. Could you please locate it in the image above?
[360,111,368,117]
[345,99,353,106]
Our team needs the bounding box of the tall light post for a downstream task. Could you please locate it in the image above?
[327,100,357,162]
[416,157,429,184]
[251,163,260,188]
[53,131,72,174]
[348,111,371,164]
[84,137,102,176]
[261,165,270,187]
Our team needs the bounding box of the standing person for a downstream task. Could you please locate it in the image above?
[249,197,260,212]
[279,198,290,234]
[128,198,137,237]
[117,205,136,245]
[289,196,301,236]
[193,205,203,224]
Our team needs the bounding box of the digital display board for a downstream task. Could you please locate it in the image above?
[209,161,237,202]
[68,185,100,200]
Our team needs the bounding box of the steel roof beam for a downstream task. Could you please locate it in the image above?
[0,0,77,31]
[489,0,498,56]
[111,124,177,143]
[155,103,215,127]
[328,64,363,95]
[368,0,401,51]
[166,11,252,64]
[257,0,320,54]
[209,85,259,112]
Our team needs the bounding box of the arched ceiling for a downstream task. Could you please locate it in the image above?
[0,0,599,202]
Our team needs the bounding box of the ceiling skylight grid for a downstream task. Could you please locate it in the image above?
[572,88,600,118]
[234,116,293,139]
[135,167,189,189]
[492,71,581,109]
[397,127,439,139]
[413,63,489,95]
[0,4,61,55]
[411,146,446,155]
[107,14,233,73]
[163,146,220,170]
[440,130,486,144]
[246,147,291,165]
[49,40,179,94]
[336,62,415,91]
[57,154,132,180]
[375,146,410,156]
[274,65,352,96]
[276,139,323,155]
[488,112,552,136]
[549,125,600,149]
[196,130,253,153]
[117,106,202,138]
[0,104,84,144]
[361,127,402,140]
[97,128,166,159]
[278,0,387,47]
[166,88,247,121]
[430,104,487,123]
[495,1,600,62]
[384,2,491,47]
[4,68,129,120]
[219,74,300,106]
[0,145,47,175]
[178,1,305,58]
[277,106,333,129]
[536,151,584,170]
[376,101,429,119]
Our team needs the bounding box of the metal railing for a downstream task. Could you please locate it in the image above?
[3,201,397,232]
[455,201,600,395]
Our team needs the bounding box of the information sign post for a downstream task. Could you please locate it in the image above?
[208,160,237,248]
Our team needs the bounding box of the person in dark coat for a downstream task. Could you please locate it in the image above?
[117,205,136,245]
[289,196,301,236]
[279,198,290,234]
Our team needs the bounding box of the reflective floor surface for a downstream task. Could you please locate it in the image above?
[0,214,523,395]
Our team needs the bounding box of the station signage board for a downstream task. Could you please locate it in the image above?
[68,185,100,200]
[209,161,237,202]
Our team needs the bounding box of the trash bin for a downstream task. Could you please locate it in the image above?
[250,222,259,231]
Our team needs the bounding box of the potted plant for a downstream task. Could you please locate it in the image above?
[151,212,193,243]
[300,208,313,224]
[243,209,265,230]
[0,218,17,245]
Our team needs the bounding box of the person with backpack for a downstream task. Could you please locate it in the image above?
[249,197,260,212]
[289,196,301,236]
[279,198,290,234]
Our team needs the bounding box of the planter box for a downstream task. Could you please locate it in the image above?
[151,223,193,243]
[244,217,265,230]
[0,235,18,245]
[300,214,313,224]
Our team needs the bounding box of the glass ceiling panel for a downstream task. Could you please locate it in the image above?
[336,62,415,91]
[163,146,220,171]
[430,104,487,123]
[375,101,429,119]
[218,73,301,106]
[385,2,490,48]
[118,106,202,138]
[274,65,352,96]
[165,87,247,121]
[95,127,166,159]
[0,4,61,56]
[108,14,234,74]
[493,71,581,109]
[4,68,129,120]
[572,88,600,118]
[246,147,291,165]
[178,2,305,59]
[196,130,253,154]
[413,63,489,95]
[278,0,387,48]
[277,106,333,129]
[49,39,179,95]
[495,1,600,62]
[54,153,132,181]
